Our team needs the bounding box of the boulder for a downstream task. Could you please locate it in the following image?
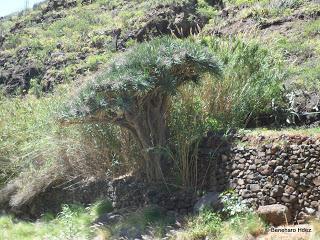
[0,182,18,209]
[193,192,222,213]
[257,204,292,226]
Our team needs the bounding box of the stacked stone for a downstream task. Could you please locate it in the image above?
[111,179,196,214]
[213,136,320,223]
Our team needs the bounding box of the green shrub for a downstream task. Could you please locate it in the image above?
[104,206,173,239]
[197,0,219,18]
[142,205,165,223]
[2,34,21,49]
[176,210,222,240]
[0,204,97,240]
[91,199,113,217]
[220,190,248,217]
[267,0,302,10]
[85,54,109,71]
[304,19,320,37]
[166,36,284,189]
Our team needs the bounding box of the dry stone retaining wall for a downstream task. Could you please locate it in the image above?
[4,133,320,223]
[20,177,196,218]
[202,134,320,223]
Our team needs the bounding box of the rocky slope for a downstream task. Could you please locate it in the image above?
[0,0,319,123]
[0,1,318,90]
[0,0,208,94]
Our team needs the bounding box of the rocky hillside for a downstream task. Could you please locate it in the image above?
[0,0,319,95]
[0,0,208,94]
[203,0,320,91]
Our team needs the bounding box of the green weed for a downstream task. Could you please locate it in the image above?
[0,204,96,240]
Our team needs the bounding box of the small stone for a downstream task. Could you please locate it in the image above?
[290,172,299,179]
[238,147,245,151]
[269,160,277,166]
[247,174,255,179]
[281,195,297,203]
[268,197,277,204]
[259,166,272,175]
[311,201,319,208]
[297,211,309,224]
[239,158,246,163]
[249,164,257,170]
[306,173,314,179]
[231,170,240,176]
[250,184,260,192]
[288,178,297,187]
[274,166,283,173]
[305,207,316,215]
[284,185,294,194]
[238,164,245,170]
[193,192,222,213]
[270,185,283,197]
[221,154,228,161]
[313,176,320,186]
[255,159,262,164]
[237,179,245,185]
[241,189,251,198]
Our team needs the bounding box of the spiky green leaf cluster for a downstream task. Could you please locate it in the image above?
[64,37,221,120]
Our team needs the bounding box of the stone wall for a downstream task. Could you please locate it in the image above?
[6,133,320,223]
[21,177,196,218]
[201,134,320,223]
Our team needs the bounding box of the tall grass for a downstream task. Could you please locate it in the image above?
[0,84,140,207]
[0,89,65,187]
[175,210,222,240]
[201,36,284,127]
[168,83,219,188]
[168,36,284,189]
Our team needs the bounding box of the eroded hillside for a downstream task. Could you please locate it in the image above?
[0,0,319,94]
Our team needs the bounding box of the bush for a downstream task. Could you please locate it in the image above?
[175,208,265,240]
[85,54,109,71]
[104,206,173,239]
[197,0,219,18]
[142,205,165,223]
[91,199,113,217]
[220,190,248,217]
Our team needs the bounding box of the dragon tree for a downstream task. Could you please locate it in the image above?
[61,37,221,181]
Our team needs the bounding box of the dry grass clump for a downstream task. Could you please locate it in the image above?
[0,84,140,209]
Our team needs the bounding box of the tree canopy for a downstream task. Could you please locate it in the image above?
[62,37,222,181]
